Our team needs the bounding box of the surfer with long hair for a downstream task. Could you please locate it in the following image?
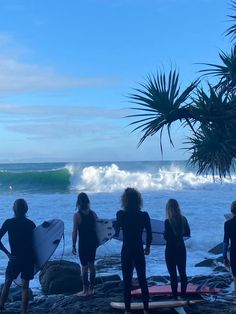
[0,199,36,314]
[164,198,190,299]
[72,192,98,296]
[115,187,152,314]
[223,200,236,297]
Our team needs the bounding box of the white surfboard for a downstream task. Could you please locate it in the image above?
[113,218,166,245]
[110,299,204,310]
[96,218,189,246]
[33,219,64,272]
[15,219,64,284]
[96,219,116,246]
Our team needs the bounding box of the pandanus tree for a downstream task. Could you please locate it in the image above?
[127,2,236,179]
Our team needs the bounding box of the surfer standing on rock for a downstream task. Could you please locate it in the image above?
[115,187,152,314]
[0,199,36,314]
[72,192,98,296]
[164,198,190,300]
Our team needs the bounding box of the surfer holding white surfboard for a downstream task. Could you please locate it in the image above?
[72,192,98,297]
[115,188,152,314]
[0,199,36,314]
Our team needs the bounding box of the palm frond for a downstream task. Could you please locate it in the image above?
[186,123,236,179]
[226,1,236,40]
[127,70,198,147]
[198,47,236,92]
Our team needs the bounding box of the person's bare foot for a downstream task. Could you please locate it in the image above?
[87,288,94,296]
[75,290,88,297]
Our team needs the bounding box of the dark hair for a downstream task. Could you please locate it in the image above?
[231,200,236,215]
[76,192,90,212]
[121,187,143,212]
[13,199,28,218]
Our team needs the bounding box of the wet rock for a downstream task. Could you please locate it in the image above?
[95,274,121,284]
[148,275,169,284]
[208,242,223,255]
[39,260,82,294]
[213,266,228,273]
[195,258,215,267]
[0,284,33,302]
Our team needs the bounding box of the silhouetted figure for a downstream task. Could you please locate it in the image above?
[0,199,36,314]
[116,187,152,314]
[72,192,98,296]
[164,198,190,299]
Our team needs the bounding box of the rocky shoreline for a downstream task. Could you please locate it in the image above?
[1,251,236,314]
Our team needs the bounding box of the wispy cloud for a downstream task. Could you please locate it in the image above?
[0,33,118,94]
[5,121,121,140]
[0,56,115,93]
[0,103,124,119]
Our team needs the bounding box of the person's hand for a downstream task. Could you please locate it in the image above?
[224,257,230,268]
[144,247,150,255]
[72,246,77,256]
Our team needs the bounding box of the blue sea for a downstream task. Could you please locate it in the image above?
[0,161,234,290]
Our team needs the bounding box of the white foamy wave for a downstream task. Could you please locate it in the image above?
[67,163,236,193]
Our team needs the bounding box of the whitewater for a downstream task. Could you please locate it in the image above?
[0,161,234,290]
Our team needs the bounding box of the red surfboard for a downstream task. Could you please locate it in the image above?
[131,283,220,296]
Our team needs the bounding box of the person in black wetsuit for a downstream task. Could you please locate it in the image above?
[72,192,98,296]
[0,199,36,314]
[223,200,236,297]
[164,198,190,300]
[115,187,152,314]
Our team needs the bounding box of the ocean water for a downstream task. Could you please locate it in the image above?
[0,161,234,289]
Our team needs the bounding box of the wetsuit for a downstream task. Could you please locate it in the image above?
[116,210,152,312]
[223,215,236,276]
[164,216,190,298]
[78,210,98,266]
[0,217,36,280]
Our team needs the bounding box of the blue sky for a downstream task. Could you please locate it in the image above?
[0,0,231,162]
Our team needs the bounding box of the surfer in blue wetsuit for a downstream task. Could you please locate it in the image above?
[164,198,190,300]
[115,187,152,314]
[223,200,236,297]
[0,199,36,314]
[72,192,98,296]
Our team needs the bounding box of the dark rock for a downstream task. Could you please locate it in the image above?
[39,260,82,294]
[189,274,232,288]
[195,258,215,267]
[95,257,121,270]
[208,242,223,255]
[148,275,169,284]
[95,274,121,284]
[215,256,224,263]
[0,284,33,302]
[213,266,228,273]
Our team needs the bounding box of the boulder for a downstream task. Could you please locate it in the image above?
[39,260,82,294]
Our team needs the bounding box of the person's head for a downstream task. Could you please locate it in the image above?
[166,198,181,220]
[231,200,236,215]
[76,192,90,212]
[121,187,143,212]
[13,199,28,218]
